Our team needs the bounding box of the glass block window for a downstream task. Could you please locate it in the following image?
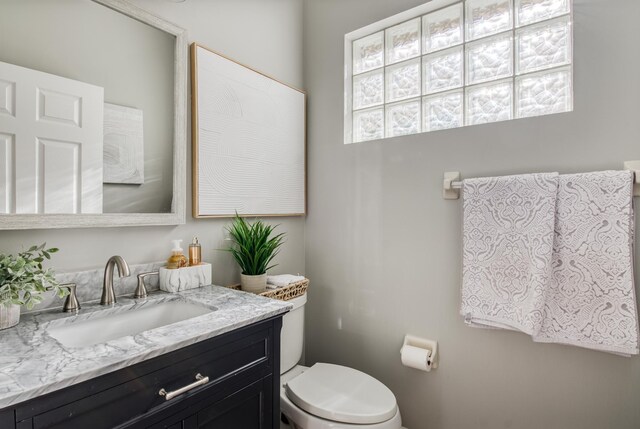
[345,0,572,143]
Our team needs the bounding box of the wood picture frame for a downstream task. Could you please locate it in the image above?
[190,43,306,218]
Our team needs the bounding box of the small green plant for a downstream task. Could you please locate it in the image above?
[225,214,285,276]
[0,244,68,309]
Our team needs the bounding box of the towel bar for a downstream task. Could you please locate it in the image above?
[623,161,640,197]
[443,172,461,200]
[444,161,640,200]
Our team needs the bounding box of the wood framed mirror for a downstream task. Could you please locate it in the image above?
[0,0,187,229]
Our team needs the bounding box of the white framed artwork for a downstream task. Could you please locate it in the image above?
[191,43,306,218]
[103,102,144,184]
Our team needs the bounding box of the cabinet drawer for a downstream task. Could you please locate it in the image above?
[136,374,273,429]
[196,376,271,429]
[26,326,273,429]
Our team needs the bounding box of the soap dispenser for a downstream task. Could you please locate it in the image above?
[189,236,202,266]
[167,239,188,269]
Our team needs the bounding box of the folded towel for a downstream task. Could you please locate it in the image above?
[461,173,559,334]
[266,274,306,289]
[534,171,639,355]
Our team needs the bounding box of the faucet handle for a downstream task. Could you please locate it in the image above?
[61,283,81,313]
[135,271,159,299]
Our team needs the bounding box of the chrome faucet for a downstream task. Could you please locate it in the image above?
[101,256,131,305]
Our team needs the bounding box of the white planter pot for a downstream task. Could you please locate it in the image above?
[0,302,20,331]
[240,273,267,294]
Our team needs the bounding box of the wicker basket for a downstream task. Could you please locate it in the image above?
[228,278,308,301]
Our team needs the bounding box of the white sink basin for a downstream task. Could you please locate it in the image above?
[47,300,213,348]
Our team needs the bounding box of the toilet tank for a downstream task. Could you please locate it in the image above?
[280,293,307,374]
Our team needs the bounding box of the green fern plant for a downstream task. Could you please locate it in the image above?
[225,215,285,276]
[0,244,68,309]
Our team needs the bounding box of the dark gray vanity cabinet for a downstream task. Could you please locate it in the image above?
[4,316,283,429]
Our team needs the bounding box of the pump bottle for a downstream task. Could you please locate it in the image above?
[167,239,188,269]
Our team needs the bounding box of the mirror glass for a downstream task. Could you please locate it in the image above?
[0,0,175,214]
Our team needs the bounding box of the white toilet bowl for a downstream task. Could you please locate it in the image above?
[278,293,404,429]
[280,365,402,429]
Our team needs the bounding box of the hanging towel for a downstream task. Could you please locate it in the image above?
[534,171,639,355]
[461,173,559,334]
[266,274,306,289]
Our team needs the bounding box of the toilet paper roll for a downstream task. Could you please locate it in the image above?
[401,344,432,372]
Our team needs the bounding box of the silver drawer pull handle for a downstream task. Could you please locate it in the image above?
[159,373,209,401]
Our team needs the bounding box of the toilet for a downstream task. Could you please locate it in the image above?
[279,293,404,429]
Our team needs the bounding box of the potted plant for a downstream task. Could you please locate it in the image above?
[0,244,68,330]
[225,214,285,293]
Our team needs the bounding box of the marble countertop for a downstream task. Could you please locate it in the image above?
[0,285,292,409]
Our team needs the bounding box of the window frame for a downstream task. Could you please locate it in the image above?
[344,0,573,144]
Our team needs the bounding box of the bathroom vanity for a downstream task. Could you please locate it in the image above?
[0,286,291,428]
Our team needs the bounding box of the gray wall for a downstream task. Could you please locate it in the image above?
[0,0,305,295]
[303,0,640,428]
[0,0,175,213]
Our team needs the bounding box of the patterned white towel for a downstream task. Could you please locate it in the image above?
[534,171,639,355]
[461,173,559,334]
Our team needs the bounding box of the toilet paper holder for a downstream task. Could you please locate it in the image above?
[400,334,438,370]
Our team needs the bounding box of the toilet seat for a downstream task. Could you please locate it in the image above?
[285,363,398,425]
